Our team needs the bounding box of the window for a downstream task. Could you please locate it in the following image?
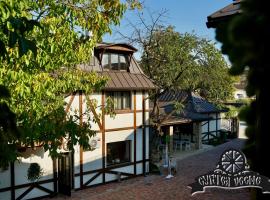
[102,53,129,70]
[107,141,131,166]
[106,91,131,110]
[102,53,109,68]
[237,93,244,99]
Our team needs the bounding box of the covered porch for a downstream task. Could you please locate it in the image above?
[158,119,206,155]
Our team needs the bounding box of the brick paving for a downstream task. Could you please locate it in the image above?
[48,139,250,200]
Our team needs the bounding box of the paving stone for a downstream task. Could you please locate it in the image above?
[45,139,250,200]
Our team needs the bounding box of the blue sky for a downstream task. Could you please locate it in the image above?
[103,0,232,49]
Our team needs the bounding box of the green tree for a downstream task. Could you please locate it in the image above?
[0,0,140,168]
[212,0,269,199]
[135,23,235,130]
[118,12,235,163]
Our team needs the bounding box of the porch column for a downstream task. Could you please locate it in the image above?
[193,122,202,149]
[169,126,174,152]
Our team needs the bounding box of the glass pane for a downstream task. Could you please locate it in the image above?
[114,92,122,109]
[122,92,131,109]
[107,141,131,166]
[119,54,128,70]
[102,53,109,69]
[111,53,119,70]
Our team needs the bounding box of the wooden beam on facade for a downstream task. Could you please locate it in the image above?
[79,91,83,189]
[74,159,150,177]
[142,91,146,176]
[86,96,103,131]
[101,91,106,183]
[10,162,15,200]
[52,158,57,195]
[16,185,35,200]
[133,91,137,175]
[106,170,134,177]
[65,93,76,113]
[83,172,102,187]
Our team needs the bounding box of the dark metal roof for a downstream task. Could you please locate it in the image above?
[207,0,242,28]
[149,90,227,126]
[159,90,187,102]
[160,104,212,126]
[191,93,227,113]
[98,71,155,91]
[95,43,137,52]
[158,90,226,114]
[77,42,155,90]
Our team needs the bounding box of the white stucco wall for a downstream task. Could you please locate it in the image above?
[0,148,54,200]
[1,90,150,198]
[105,113,134,129]
[201,113,221,140]
[73,90,149,189]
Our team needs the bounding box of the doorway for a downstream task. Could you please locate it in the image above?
[58,152,73,196]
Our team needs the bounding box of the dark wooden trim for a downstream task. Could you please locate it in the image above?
[114,109,132,114]
[137,109,150,113]
[16,179,55,190]
[65,92,76,113]
[142,91,146,176]
[94,125,150,133]
[16,185,35,200]
[35,184,54,195]
[15,182,54,200]
[25,194,52,200]
[105,126,134,132]
[101,91,105,183]
[201,121,208,126]
[201,117,222,128]
[202,130,222,134]
[106,170,134,177]
[112,109,150,114]
[11,162,15,200]
[0,179,56,193]
[74,159,150,177]
[83,172,102,187]
[74,173,146,191]
[0,187,11,193]
[87,96,103,130]
[133,91,137,175]
[52,159,57,194]
[202,132,219,141]
[79,91,83,189]
[79,91,83,122]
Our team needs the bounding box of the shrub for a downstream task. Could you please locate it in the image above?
[27,163,43,182]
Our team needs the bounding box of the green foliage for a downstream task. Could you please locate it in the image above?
[27,163,43,182]
[0,0,140,168]
[141,26,235,103]
[224,105,240,118]
[214,1,269,198]
[138,25,235,132]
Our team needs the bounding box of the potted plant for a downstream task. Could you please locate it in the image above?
[27,163,43,182]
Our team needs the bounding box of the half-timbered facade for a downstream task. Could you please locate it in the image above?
[154,90,226,149]
[0,43,155,200]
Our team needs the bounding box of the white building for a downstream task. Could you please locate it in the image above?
[0,43,155,199]
[155,91,225,149]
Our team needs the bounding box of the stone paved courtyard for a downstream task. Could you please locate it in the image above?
[47,139,250,200]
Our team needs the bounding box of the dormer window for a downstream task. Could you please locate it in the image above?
[102,53,129,71]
